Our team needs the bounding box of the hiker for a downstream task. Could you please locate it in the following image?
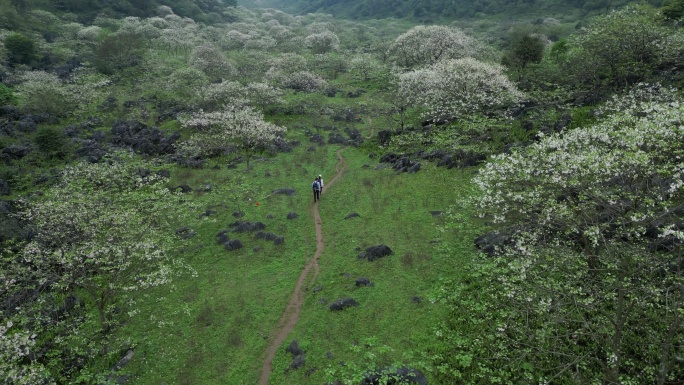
[317,175,324,192]
[312,178,321,202]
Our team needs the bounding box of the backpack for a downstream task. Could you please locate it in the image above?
[312,180,320,190]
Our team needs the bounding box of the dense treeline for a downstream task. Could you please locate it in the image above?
[1,0,236,24]
[251,0,664,21]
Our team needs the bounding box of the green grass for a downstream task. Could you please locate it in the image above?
[115,131,479,384]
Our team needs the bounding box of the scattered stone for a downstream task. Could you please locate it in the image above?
[266,214,275,219]
[287,212,298,220]
[224,239,243,251]
[216,231,230,245]
[474,231,509,256]
[361,366,428,385]
[271,188,296,196]
[430,211,444,217]
[329,298,359,311]
[325,351,334,359]
[312,285,323,293]
[253,246,261,252]
[202,209,217,217]
[318,298,329,304]
[344,212,360,219]
[359,245,393,262]
[355,277,373,287]
[0,180,10,196]
[411,296,423,304]
[229,220,266,233]
[286,340,304,357]
[173,184,193,194]
[274,236,285,245]
[288,353,306,371]
[175,227,196,239]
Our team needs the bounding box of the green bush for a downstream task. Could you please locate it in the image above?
[4,33,36,65]
[0,83,16,105]
[34,127,68,159]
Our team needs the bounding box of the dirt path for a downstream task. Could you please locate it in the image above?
[257,148,348,385]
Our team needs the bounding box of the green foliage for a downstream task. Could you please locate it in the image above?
[92,31,146,75]
[502,32,545,76]
[663,0,684,19]
[4,33,36,65]
[34,126,68,159]
[0,83,16,105]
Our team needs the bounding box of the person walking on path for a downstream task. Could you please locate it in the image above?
[312,178,321,202]
[317,175,324,192]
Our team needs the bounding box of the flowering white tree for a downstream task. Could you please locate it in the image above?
[189,44,236,80]
[179,105,286,168]
[304,30,340,54]
[349,53,386,81]
[435,86,684,384]
[396,58,523,120]
[387,25,478,68]
[197,80,283,111]
[1,153,191,383]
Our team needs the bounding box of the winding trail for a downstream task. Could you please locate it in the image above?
[258,148,348,385]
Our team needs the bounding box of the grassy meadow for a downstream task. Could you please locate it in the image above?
[112,124,480,384]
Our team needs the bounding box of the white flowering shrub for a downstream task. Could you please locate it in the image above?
[435,87,684,384]
[243,35,277,51]
[189,44,236,80]
[349,53,386,81]
[197,80,283,111]
[387,25,478,68]
[304,30,340,54]
[396,58,523,120]
[164,66,209,103]
[179,105,286,168]
[16,70,74,115]
[76,25,101,41]
[281,71,327,92]
[2,153,191,383]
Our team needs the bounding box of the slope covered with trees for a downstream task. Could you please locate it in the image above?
[0,0,683,383]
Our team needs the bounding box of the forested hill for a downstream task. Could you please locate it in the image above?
[3,0,236,23]
[247,0,662,21]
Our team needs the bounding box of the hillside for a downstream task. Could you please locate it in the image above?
[244,0,663,22]
[1,1,684,384]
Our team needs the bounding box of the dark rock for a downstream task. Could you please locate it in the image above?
[264,232,278,241]
[361,366,428,385]
[411,296,423,303]
[287,212,298,220]
[224,239,243,251]
[2,145,32,159]
[156,169,171,178]
[202,209,217,217]
[266,214,275,219]
[310,134,325,146]
[474,231,509,256]
[0,180,9,196]
[216,231,230,245]
[344,213,360,219]
[430,211,444,217]
[229,221,266,233]
[328,132,347,145]
[286,340,304,357]
[271,188,296,196]
[329,298,359,311]
[288,353,306,371]
[175,227,196,239]
[274,236,285,245]
[312,285,323,293]
[355,277,373,287]
[407,162,421,173]
[174,184,193,193]
[361,245,393,262]
[233,211,244,218]
[253,246,261,252]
